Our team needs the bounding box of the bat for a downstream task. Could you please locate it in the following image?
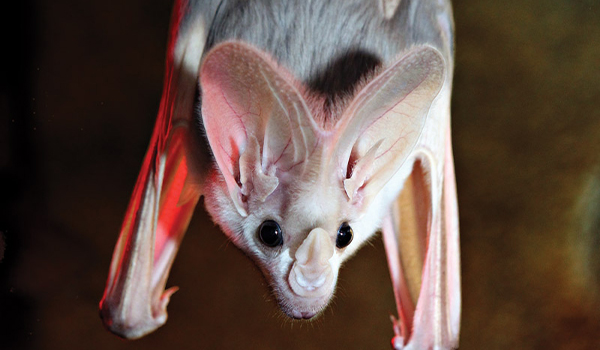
[99,0,461,349]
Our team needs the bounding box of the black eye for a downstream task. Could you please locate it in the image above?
[258,220,283,247]
[336,222,353,249]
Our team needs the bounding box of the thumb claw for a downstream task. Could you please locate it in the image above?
[159,286,179,314]
[389,314,405,349]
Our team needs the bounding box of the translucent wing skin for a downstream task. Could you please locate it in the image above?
[380,4,460,347]
[383,125,460,350]
[99,0,219,339]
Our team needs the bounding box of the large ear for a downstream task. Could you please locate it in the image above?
[200,41,317,216]
[335,46,445,209]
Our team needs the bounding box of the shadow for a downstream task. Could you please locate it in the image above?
[306,49,381,111]
[0,0,40,348]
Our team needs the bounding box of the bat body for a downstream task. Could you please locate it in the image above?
[100,1,460,349]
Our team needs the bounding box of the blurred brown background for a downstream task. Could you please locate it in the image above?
[1,0,599,349]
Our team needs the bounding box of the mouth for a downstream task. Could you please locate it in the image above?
[278,292,332,320]
[269,271,336,321]
[289,309,318,320]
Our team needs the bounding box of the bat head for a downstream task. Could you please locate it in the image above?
[205,167,374,319]
[200,41,445,319]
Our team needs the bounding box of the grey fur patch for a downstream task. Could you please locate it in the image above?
[204,0,451,91]
[198,0,452,126]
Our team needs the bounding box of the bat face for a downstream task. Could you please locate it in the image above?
[206,169,352,318]
[204,152,381,318]
[199,41,445,320]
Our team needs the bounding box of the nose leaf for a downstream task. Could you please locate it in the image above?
[290,228,334,296]
[295,228,333,265]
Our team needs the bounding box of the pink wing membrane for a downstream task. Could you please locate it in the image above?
[382,123,460,350]
[99,0,205,339]
[100,125,199,339]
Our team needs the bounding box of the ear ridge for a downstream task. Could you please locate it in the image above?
[343,139,383,202]
[200,41,316,215]
[240,136,279,201]
[334,45,446,208]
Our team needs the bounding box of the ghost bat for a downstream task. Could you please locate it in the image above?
[99,0,461,349]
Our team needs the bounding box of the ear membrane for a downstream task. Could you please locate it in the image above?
[334,45,446,208]
[200,41,318,216]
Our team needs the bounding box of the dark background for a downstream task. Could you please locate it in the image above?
[1,0,600,349]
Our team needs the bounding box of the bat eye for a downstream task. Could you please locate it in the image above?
[336,222,353,249]
[259,220,283,247]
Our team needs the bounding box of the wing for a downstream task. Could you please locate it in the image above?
[380,53,460,350]
[99,0,218,339]
[382,124,461,350]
